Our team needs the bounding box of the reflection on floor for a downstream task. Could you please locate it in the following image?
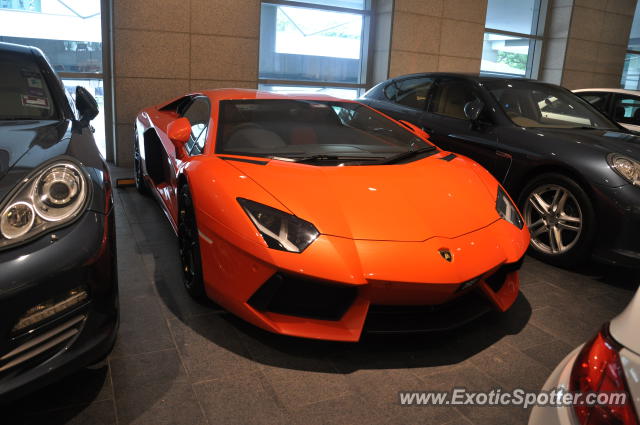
[6,168,640,425]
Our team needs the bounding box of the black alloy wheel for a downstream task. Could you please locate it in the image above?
[178,184,206,299]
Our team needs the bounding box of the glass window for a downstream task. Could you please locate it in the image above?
[613,95,640,125]
[481,0,542,78]
[258,1,369,97]
[486,82,617,129]
[481,33,532,77]
[0,0,102,73]
[216,99,428,161]
[622,53,640,90]
[485,0,538,35]
[282,0,365,10]
[623,4,640,88]
[0,0,107,157]
[576,93,608,114]
[181,97,210,155]
[385,77,434,110]
[0,49,57,120]
[258,84,358,99]
[430,80,481,120]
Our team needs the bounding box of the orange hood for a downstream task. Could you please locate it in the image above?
[227,155,500,242]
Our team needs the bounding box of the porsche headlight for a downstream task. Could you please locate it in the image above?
[608,153,640,186]
[237,198,319,253]
[0,161,89,248]
[496,186,524,229]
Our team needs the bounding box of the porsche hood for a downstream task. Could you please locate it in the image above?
[226,155,502,242]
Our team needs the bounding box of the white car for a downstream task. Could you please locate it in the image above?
[529,287,640,425]
[574,88,640,132]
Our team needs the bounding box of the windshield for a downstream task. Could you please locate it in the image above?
[0,50,57,121]
[487,82,617,130]
[216,99,430,161]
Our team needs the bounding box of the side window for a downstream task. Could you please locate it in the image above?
[430,80,481,120]
[384,77,434,110]
[577,93,608,114]
[613,95,640,125]
[181,96,211,155]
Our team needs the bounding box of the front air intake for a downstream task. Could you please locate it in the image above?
[248,273,358,321]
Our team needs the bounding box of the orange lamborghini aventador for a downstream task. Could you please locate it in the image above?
[133,89,530,342]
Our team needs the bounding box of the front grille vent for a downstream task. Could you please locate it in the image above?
[0,314,85,374]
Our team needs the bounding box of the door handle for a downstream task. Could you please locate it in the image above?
[496,151,512,159]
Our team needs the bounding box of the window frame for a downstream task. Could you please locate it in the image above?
[258,0,373,96]
[481,0,547,79]
[180,95,211,156]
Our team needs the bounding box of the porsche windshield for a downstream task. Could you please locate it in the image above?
[487,82,617,130]
[216,99,431,161]
[0,50,56,121]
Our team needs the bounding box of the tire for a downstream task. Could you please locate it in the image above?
[518,173,596,267]
[134,134,149,196]
[178,184,206,299]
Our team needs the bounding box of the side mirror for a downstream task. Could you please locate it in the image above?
[463,99,485,121]
[399,120,430,140]
[167,117,191,152]
[75,86,99,124]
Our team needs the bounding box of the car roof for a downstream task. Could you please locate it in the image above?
[0,41,36,55]
[199,88,349,102]
[573,88,640,95]
[386,72,541,85]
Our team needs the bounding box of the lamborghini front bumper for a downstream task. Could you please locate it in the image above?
[198,218,529,342]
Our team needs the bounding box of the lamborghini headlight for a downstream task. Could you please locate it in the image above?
[0,161,89,249]
[608,153,640,186]
[237,198,319,253]
[496,186,524,229]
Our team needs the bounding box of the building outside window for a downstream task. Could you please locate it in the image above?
[0,0,108,157]
[481,0,545,78]
[622,1,640,89]
[258,0,372,98]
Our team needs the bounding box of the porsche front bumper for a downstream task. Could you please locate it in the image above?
[198,218,528,342]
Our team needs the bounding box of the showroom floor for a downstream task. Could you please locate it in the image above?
[5,168,639,425]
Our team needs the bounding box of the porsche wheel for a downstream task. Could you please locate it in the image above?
[178,184,205,299]
[134,135,149,196]
[519,173,595,267]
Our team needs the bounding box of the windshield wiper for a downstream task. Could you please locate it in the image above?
[378,146,437,165]
[286,154,383,164]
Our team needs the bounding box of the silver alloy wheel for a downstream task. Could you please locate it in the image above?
[523,184,583,255]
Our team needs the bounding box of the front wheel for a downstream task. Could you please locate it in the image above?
[519,173,596,267]
[178,184,206,299]
[134,135,149,196]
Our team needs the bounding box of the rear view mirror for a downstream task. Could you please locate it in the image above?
[464,99,485,121]
[75,86,99,125]
[167,117,191,149]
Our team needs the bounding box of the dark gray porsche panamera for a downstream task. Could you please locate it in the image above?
[0,42,118,401]
[361,73,640,268]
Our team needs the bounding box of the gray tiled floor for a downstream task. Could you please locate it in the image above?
[6,171,640,425]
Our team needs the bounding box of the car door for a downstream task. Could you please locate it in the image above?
[419,78,509,182]
[611,93,640,131]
